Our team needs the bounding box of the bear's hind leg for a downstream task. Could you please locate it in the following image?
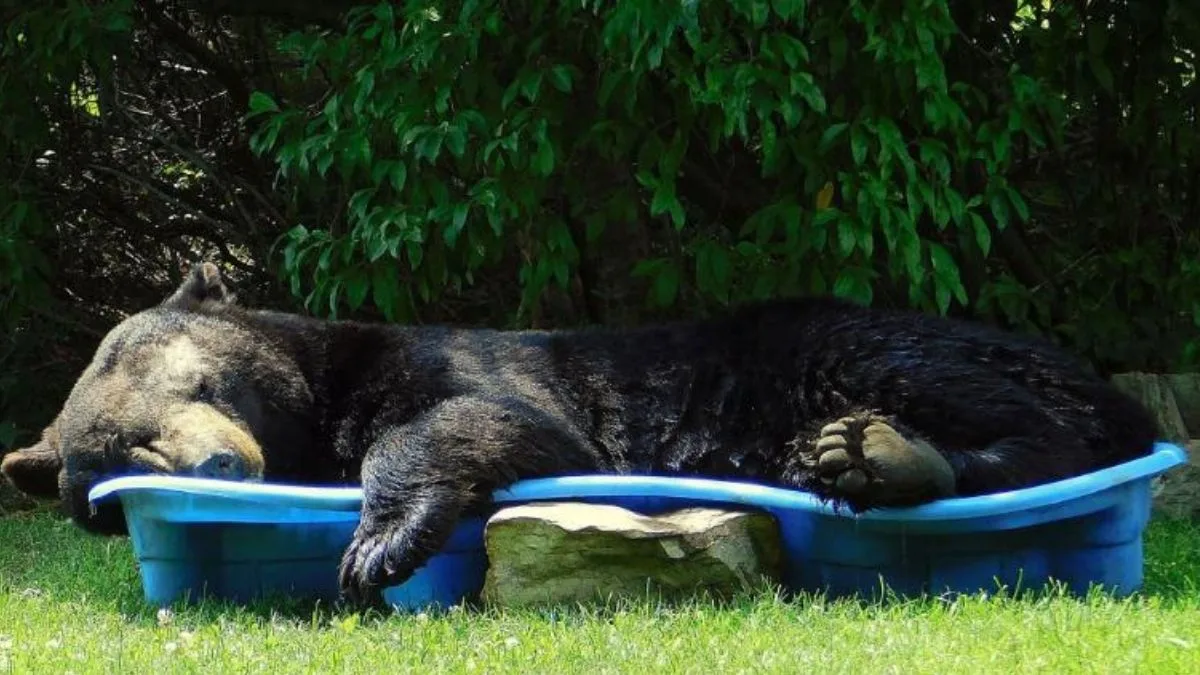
[785,412,956,508]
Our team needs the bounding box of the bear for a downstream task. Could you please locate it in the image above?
[2,262,1160,604]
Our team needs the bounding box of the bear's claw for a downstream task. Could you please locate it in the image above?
[338,527,413,606]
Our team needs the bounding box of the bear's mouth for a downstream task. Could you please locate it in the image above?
[60,469,129,536]
[121,450,267,482]
[110,436,266,483]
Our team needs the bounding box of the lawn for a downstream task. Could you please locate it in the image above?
[1,507,1198,674]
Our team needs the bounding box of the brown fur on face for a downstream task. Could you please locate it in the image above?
[150,404,265,479]
[2,262,315,534]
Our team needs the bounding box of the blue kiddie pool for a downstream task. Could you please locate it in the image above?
[88,442,1189,610]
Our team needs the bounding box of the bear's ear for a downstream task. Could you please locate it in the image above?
[162,261,237,309]
[1,426,63,500]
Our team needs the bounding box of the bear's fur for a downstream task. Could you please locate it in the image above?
[1,263,1160,604]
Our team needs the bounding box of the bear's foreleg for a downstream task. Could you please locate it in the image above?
[337,395,601,604]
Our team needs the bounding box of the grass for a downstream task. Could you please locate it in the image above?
[1,508,1199,674]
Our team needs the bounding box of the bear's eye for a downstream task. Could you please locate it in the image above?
[195,380,215,403]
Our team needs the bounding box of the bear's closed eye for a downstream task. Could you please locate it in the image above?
[195,380,215,403]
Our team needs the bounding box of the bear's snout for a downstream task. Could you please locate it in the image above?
[158,404,266,481]
[190,448,248,480]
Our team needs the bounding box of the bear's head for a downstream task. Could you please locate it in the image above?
[1,262,318,534]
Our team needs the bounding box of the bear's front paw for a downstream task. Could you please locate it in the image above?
[337,526,417,606]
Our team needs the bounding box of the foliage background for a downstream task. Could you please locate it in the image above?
[1,0,1198,456]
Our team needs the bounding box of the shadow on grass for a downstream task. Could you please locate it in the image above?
[2,509,1198,629]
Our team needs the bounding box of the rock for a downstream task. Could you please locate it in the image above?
[481,503,782,607]
[1164,374,1200,437]
[1153,440,1200,519]
[1110,372,1189,442]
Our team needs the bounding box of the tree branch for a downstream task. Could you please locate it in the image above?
[188,0,365,26]
[140,1,252,110]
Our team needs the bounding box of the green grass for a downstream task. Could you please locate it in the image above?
[2,509,1199,674]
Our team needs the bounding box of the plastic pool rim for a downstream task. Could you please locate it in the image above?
[89,442,1188,523]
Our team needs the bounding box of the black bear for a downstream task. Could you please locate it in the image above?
[1,262,1159,604]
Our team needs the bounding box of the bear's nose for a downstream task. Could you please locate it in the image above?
[191,449,247,480]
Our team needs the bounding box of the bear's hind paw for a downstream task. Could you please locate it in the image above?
[802,414,956,507]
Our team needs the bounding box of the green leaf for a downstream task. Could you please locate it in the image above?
[452,202,469,233]
[813,208,840,227]
[928,242,967,311]
[989,191,1011,231]
[406,241,424,270]
[501,81,521,110]
[371,264,399,320]
[445,127,467,158]
[832,268,872,305]
[520,72,543,103]
[323,94,341,126]
[651,262,680,307]
[650,181,684,228]
[104,10,133,33]
[444,205,469,246]
[327,278,343,318]
[971,213,992,256]
[247,91,279,117]
[534,137,555,176]
[944,188,966,226]
[661,132,688,176]
[819,122,848,152]
[366,229,389,262]
[317,152,335,177]
[345,269,369,310]
[549,65,573,93]
[836,217,856,258]
[772,0,806,21]
[799,84,826,114]
[875,118,904,157]
[935,284,951,315]
[389,163,408,192]
[1006,187,1030,222]
[851,125,868,166]
[929,242,956,276]
[348,188,375,223]
[736,241,760,257]
[415,134,444,164]
[992,131,1011,165]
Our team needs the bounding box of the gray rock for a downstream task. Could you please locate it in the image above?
[1164,374,1200,437]
[481,502,782,607]
[1108,373,1199,518]
[1153,440,1200,519]
[1111,372,1189,442]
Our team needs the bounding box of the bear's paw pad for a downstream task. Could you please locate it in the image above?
[809,415,955,503]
